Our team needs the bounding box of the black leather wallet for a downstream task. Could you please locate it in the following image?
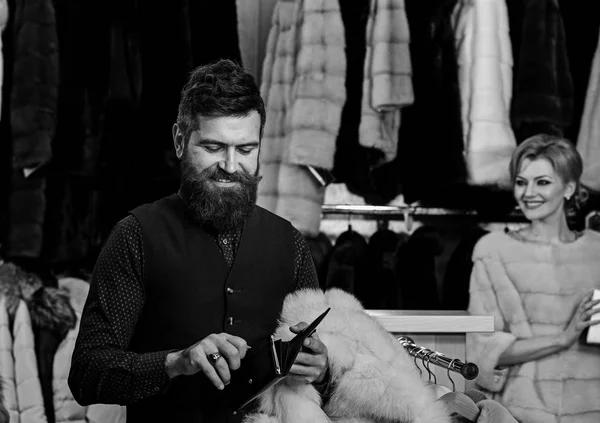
[226,307,331,411]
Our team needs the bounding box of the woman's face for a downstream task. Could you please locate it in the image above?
[514,157,575,222]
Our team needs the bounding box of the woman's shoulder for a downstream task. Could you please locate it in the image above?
[578,229,600,248]
[472,229,600,261]
[580,228,600,241]
[472,231,515,259]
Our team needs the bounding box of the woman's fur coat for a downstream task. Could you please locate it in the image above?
[243,288,450,423]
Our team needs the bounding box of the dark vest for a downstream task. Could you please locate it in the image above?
[128,194,296,423]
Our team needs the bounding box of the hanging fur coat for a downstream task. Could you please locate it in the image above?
[0,0,7,117]
[452,0,516,188]
[257,0,346,237]
[243,288,450,423]
[577,25,600,192]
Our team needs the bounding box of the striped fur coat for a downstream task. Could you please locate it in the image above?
[359,0,413,165]
[257,0,346,237]
[467,230,600,423]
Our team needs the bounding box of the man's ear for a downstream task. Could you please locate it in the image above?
[173,124,185,159]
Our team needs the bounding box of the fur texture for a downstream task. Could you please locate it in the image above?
[468,230,600,422]
[0,261,76,337]
[243,288,450,423]
[28,287,76,337]
[577,22,600,192]
[257,0,345,237]
[0,375,8,423]
[359,0,413,165]
[453,0,516,188]
[0,262,42,321]
[0,262,77,336]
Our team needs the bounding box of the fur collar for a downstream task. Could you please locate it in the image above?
[243,289,450,423]
[0,261,76,337]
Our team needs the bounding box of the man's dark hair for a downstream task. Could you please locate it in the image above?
[176,59,266,145]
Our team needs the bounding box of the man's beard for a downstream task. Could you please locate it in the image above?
[179,155,261,232]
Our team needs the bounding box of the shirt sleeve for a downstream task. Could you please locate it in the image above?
[291,229,320,291]
[288,229,332,399]
[68,215,172,406]
[466,256,517,393]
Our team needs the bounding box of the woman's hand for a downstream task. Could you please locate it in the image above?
[561,291,600,348]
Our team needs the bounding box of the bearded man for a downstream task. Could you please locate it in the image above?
[68,59,329,423]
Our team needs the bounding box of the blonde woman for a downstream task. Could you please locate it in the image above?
[467,134,600,423]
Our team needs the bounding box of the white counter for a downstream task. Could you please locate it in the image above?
[367,310,494,333]
[367,310,494,391]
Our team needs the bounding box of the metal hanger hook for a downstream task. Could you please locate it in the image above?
[413,347,425,377]
[446,359,458,392]
[423,351,437,384]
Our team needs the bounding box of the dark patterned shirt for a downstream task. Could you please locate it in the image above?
[69,214,320,405]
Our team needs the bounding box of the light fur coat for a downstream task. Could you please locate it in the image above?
[467,230,600,423]
[452,0,516,188]
[257,0,346,237]
[243,288,450,423]
[577,26,600,192]
[359,0,413,165]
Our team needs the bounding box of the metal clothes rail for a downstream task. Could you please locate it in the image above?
[398,336,479,380]
[321,204,525,221]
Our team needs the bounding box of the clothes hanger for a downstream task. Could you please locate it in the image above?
[403,208,414,233]
[437,359,480,422]
[424,352,455,399]
[376,219,390,231]
[412,347,425,378]
[423,352,437,384]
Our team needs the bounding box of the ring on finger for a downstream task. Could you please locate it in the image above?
[208,352,222,366]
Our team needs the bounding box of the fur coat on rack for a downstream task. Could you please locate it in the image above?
[0,261,76,336]
[243,288,450,423]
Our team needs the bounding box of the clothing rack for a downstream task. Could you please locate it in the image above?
[321,204,525,221]
[398,336,479,380]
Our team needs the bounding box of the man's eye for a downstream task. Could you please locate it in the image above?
[203,145,222,153]
[237,147,254,155]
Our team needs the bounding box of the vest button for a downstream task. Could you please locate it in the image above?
[228,316,234,326]
[226,287,234,294]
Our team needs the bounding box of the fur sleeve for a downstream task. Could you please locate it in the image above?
[467,257,516,393]
[244,288,450,423]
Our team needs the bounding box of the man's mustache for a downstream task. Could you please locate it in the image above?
[200,167,262,185]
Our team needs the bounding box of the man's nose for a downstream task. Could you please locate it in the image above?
[219,148,237,174]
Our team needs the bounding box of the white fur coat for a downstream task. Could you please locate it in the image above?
[243,288,450,423]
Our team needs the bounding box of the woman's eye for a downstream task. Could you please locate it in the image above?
[537,180,551,186]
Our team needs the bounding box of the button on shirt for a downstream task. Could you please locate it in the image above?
[69,215,320,405]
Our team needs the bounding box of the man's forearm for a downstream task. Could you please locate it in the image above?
[69,349,172,406]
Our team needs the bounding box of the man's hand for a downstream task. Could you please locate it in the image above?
[164,333,249,390]
[287,321,328,385]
